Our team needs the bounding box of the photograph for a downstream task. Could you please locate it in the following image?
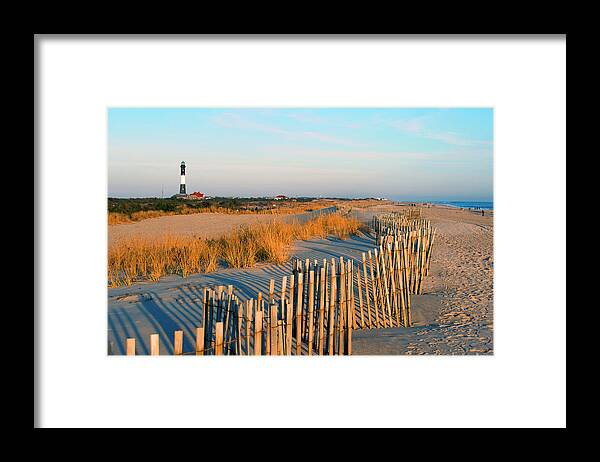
[107,108,494,356]
[36,35,565,429]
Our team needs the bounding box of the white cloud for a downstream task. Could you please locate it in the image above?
[211,112,360,146]
[391,117,491,147]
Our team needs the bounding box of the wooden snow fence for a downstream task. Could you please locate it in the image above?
[122,241,420,356]
[124,257,351,356]
[371,213,437,295]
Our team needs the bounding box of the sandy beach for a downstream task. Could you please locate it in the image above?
[107,204,493,355]
[352,205,493,354]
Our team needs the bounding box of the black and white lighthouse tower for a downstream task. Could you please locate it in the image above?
[179,161,186,195]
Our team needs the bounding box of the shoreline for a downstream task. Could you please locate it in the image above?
[434,202,493,211]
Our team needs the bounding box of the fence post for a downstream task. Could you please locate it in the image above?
[285,298,293,355]
[270,304,278,356]
[318,267,326,355]
[403,243,413,326]
[295,272,303,355]
[380,248,393,327]
[288,273,295,326]
[236,301,243,355]
[394,239,407,327]
[246,300,253,354]
[215,322,223,356]
[328,260,337,355]
[368,250,381,328]
[374,248,388,328]
[126,338,136,356]
[357,267,365,329]
[281,276,287,305]
[278,320,284,355]
[307,270,315,356]
[349,261,356,330]
[264,294,271,355]
[150,334,159,356]
[362,253,372,329]
[387,243,400,327]
[346,261,354,353]
[347,289,353,356]
[302,259,309,337]
[195,327,205,355]
[223,293,231,349]
[174,330,183,355]
[338,257,346,356]
[206,289,215,353]
[254,310,263,356]
[203,289,210,352]
[269,279,275,304]
[323,259,329,335]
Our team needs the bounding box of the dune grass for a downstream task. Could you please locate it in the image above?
[108,212,362,287]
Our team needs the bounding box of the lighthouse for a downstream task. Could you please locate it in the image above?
[179,161,186,195]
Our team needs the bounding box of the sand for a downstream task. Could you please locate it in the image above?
[108,207,336,247]
[107,204,493,355]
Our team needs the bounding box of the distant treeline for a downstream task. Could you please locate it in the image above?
[107,196,368,215]
[108,197,283,215]
[107,196,384,225]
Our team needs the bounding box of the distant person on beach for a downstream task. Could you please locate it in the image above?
[481,210,485,216]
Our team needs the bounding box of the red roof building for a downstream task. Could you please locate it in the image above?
[188,191,205,199]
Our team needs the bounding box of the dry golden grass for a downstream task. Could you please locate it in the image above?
[108,212,362,287]
[218,227,258,269]
[108,213,134,225]
[254,222,296,264]
[203,239,220,273]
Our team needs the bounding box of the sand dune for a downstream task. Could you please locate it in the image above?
[108,207,337,247]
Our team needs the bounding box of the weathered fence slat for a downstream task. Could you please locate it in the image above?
[174,330,183,355]
[126,338,136,356]
[150,334,159,356]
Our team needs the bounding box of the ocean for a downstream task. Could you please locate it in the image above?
[433,201,493,210]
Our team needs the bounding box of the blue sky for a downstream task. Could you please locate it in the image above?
[108,108,493,201]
